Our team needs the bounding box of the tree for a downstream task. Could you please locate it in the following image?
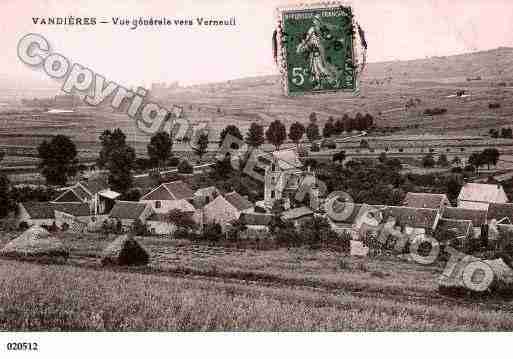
[147,131,173,168]
[333,151,346,164]
[265,120,287,150]
[178,160,193,174]
[323,117,335,138]
[289,122,305,147]
[378,152,387,163]
[98,128,126,168]
[38,135,78,186]
[446,175,462,203]
[482,148,500,169]
[309,112,317,123]
[422,154,435,168]
[437,153,449,167]
[333,118,344,135]
[219,125,243,148]
[194,133,209,162]
[0,150,4,163]
[306,121,320,143]
[0,174,11,218]
[107,145,136,194]
[245,122,265,148]
[298,216,339,248]
[468,152,484,173]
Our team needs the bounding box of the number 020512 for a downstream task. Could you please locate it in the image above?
[6,342,39,351]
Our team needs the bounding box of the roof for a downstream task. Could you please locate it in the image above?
[487,203,513,224]
[442,207,487,227]
[79,178,109,195]
[403,192,449,209]
[141,181,194,201]
[20,202,55,219]
[458,183,506,204]
[109,201,148,220]
[224,192,253,212]
[240,213,272,226]
[380,206,439,230]
[437,218,472,239]
[281,206,314,221]
[72,185,92,201]
[51,202,90,217]
[53,189,84,203]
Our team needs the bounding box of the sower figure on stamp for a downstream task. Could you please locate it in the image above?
[296,15,342,89]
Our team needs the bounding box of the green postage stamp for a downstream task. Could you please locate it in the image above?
[275,2,364,96]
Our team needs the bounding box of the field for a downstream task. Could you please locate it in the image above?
[1,232,513,331]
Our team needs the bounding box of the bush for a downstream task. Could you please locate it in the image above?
[310,143,320,152]
[18,221,29,230]
[178,160,193,174]
[132,219,148,236]
[321,139,336,149]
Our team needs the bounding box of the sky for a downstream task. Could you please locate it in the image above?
[1,0,513,86]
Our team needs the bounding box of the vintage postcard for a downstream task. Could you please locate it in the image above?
[0,0,513,357]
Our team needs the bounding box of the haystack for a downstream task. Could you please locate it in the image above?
[438,254,513,295]
[101,234,150,266]
[0,226,69,263]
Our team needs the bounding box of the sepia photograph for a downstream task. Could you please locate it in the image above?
[0,0,513,356]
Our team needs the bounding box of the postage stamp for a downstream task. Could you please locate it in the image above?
[275,2,360,96]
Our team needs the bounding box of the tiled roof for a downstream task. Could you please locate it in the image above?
[380,206,439,230]
[109,201,148,220]
[73,185,92,201]
[403,192,449,209]
[458,183,505,203]
[224,192,253,212]
[51,202,90,217]
[281,206,314,221]
[53,189,83,203]
[240,213,272,226]
[141,181,194,201]
[487,203,513,224]
[20,202,55,219]
[442,207,487,227]
[163,181,194,200]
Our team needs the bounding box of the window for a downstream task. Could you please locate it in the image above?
[155,201,161,209]
[271,190,275,199]
[205,196,210,204]
[271,164,276,171]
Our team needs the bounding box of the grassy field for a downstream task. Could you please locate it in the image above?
[1,232,513,331]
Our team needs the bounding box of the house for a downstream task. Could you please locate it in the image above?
[16,202,56,228]
[53,178,120,215]
[487,203,513,225]
[202,192,254,230]
[280,206,314,227]
[146,213,175,236]
[403,192,451,210]
[441,207,487,239]
[52,202,92,228]
[109,201,153,231]
[457,183,508,210]
[139,180,195,214]
[239,213,272,240]
[379,206,441,240]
